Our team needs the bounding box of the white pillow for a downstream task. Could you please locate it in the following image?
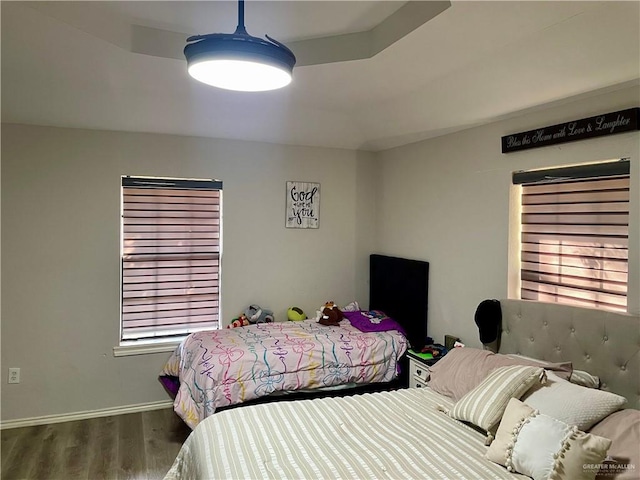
[487,398,612,480]
[522,371,626,431]
[341,301,360,312]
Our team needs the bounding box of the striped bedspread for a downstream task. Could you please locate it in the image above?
[161,320,407,428]
[164,388,527,480]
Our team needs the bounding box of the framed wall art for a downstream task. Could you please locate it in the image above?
[286,181,320,229]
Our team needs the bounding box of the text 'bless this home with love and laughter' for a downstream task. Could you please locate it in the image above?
[502,108,639,153]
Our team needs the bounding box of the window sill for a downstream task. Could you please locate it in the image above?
[113,338,184,357]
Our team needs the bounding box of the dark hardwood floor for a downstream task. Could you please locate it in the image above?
[1,408,191,480]
[1,377,409,480]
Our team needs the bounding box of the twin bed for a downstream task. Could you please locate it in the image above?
[159,254,429,428]
[163,297,639,480]
[160,317,408,428]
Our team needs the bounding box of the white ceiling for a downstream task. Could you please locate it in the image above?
[2,1,639,151]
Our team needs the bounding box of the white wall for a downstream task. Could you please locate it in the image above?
[2,86,638,423]
[1,125,375,421]
[375,85,640,348]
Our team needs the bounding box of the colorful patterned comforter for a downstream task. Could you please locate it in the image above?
[160,319,407,428]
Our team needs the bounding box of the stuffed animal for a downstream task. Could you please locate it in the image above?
[287,307,307,321]
[318,301,344,326]
[226,315,250,329]
[245,304,274,324]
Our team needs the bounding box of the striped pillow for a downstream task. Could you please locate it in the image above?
[449,365,545,443]
[568,369,600,389]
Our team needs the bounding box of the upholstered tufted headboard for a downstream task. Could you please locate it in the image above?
[488,299,639,410]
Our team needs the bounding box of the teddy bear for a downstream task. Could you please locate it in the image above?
[245,304,274,324]
[317,301,344,326]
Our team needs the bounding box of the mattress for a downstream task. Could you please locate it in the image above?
[164,387,528,479]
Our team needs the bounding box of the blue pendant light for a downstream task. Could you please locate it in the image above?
[184,0,296,92]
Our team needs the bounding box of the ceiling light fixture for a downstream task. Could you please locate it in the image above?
[184,0,296,92]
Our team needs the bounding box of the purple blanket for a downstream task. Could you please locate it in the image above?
[343,310,406,336]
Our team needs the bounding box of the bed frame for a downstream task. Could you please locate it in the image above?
[369,254,429,351]
[485,299,639,410]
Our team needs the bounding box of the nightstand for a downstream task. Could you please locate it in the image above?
[407,350,439,389]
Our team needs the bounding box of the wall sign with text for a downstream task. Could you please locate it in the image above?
[286,181,320,229]
[502,107,639,153]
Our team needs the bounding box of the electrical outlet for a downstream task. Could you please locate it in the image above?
[8,368,20,384]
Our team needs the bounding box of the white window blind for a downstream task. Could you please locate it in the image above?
[121,177,222,341]
[514,161,629,313]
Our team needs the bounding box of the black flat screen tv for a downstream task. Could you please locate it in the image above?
[369,254,429,351]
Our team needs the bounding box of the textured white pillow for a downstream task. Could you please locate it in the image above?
[522,371,626,431]
[487,398,612,480]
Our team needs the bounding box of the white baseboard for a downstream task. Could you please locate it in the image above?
[0,399,174,430]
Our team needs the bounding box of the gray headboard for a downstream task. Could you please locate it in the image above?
[490,299,639,410]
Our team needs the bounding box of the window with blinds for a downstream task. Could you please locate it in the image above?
[514,161,629,313]
[121,177,222,341]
